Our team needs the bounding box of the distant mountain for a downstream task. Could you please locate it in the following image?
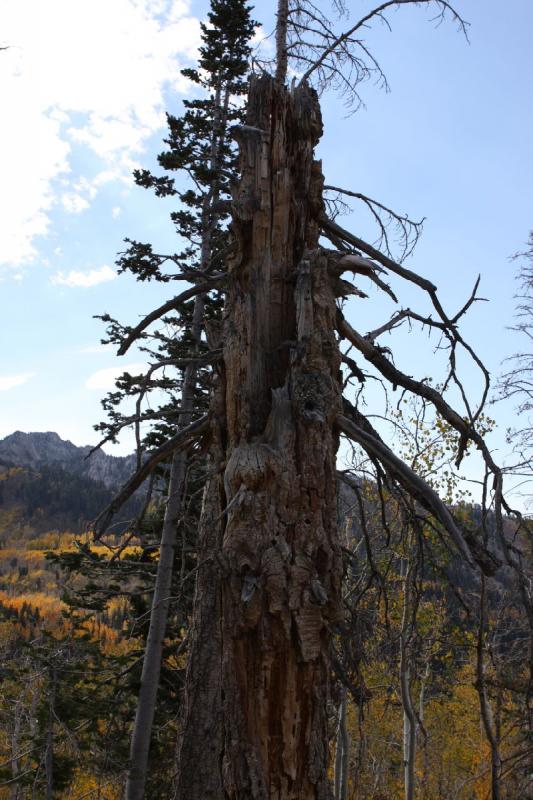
[0,431,135,490]
[0,432,141,536]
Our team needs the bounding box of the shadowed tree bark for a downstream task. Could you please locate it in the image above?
[176,74,343,799]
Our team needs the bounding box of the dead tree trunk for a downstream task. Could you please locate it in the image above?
[176,75,343,799]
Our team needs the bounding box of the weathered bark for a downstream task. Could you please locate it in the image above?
[125,297,204,800]
[176,75,343,798]
[275,0,289,85]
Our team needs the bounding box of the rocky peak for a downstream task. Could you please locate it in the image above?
[0,431,135,490]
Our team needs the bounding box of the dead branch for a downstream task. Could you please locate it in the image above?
[324,185,424,262]
[325,215,491,421]
[323,215,437,293]
[365,308,448,342]
[336,412,476,569]
[298,1,468,102]
[92,414,209,538]
[117,276,225,355]
[337,311,499,472]
[325,209,492,409]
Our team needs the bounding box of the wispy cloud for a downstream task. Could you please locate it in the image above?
[85,364,145,391]
[61,193,90,214]
[51,265,116,288]
[0,373,35,391]
[0,0,201,269]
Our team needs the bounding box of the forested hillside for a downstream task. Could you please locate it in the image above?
[0,439,156,798]
[0,432,144,536]
[0,468,531,798]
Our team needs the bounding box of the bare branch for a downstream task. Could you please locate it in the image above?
[324,184,424,262]
[336,412,476,568]
[298,0,468,97]
[117,276,225,355]
[337,311,499,473]
[92,414,209,538]
[325,215,492,422]
[322,214,437,292]
[365,308,448,341]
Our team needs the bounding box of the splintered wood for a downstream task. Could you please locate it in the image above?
[220,76,342,799]
[176,75,343,799]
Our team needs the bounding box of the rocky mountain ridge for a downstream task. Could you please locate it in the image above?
[0,431,135,490]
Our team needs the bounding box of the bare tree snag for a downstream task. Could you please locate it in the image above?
[175,75,343,798]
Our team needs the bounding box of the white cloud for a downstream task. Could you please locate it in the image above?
[112,206,122,219]
[51,265,117,288]
[0,373,35,391]
[61,193,90,214]
[86,364,145,390]
[0,0,201,269]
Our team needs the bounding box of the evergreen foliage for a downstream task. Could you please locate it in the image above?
[95,0,256,460]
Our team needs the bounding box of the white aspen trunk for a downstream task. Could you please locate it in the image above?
[476,575,502,800]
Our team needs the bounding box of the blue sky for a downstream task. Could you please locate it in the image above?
[1,0,532,500]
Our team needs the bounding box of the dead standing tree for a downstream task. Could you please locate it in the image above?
[176,74,344,798]
[93,1,531,797]
[176,2,489,797]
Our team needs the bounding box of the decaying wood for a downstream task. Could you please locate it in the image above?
[176,75,343,799]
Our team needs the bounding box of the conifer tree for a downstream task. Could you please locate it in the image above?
[92,2,256,798]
